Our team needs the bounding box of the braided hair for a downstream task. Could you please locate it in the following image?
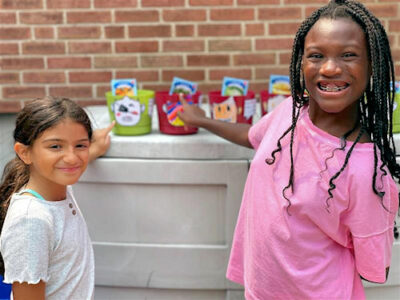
[266,0,400,214]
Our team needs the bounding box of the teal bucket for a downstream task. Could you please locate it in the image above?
[106,90,154,136]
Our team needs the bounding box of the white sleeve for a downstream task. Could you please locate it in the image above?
[2,214,53,284]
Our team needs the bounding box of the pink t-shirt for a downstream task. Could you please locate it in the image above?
[226,98,398,300]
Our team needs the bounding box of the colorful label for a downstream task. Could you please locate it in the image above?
[111,96,145,126]
[165,96,194,127]
[221,77,249,96]
[169,77,198,95]
[212,97,237,123]
[112,79,137,97]
[269,75,291,95]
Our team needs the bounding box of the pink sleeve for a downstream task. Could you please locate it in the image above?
[249,97,292,150]
[344,172,398,283]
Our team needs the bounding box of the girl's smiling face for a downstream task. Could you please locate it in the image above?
[24,118,90,198]
[303,17,371,123]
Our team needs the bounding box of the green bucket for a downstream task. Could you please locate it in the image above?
[106,90,154,136]
[393,91,400,133]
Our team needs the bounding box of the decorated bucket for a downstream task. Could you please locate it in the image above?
[106,89,154,136]
[155,91,201,135]
[260,90,289,116]
[208,90,256,124]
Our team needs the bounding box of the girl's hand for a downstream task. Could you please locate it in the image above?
[176,94,207,130]
[89,121,115,162]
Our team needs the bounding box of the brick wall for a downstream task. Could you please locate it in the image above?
[0,0,399,112]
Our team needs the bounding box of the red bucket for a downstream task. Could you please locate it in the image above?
[155,91,200,135]
[208,90,256,124]
[260,90,289,116]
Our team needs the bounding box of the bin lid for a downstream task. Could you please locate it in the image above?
[85,105,255,160]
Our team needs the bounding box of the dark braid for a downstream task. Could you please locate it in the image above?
[266,0,400,213]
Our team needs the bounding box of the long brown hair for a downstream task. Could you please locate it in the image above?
[0,96,92,274]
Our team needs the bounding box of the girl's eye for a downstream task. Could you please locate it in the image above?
[343,52,356,58]
[307,53,323,60]
[76,144,89,149]
[49,145,61,149]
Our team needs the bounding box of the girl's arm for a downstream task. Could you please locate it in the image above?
[177,95,253,149]
[12,281,45,300]
[88,121,115,162]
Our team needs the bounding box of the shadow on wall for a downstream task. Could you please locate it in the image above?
[0,114,16,174]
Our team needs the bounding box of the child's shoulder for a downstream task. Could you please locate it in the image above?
[7,193,54,223]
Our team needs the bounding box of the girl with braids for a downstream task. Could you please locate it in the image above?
[0,97,113,299]
[178,0,399,298]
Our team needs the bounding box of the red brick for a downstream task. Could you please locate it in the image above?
[196,83,220,94]
[233,53,275,65]
[392,49,400,62]
[210,9,255,21]
[141,83,170,92]
[0,100,21,113]
[176,25,194,37]
[269,22,301,35]
[23,72,66,84]
[279,52,292,65]
[49,86,93,98]
[3,87,45,99]
[209,40,251,52]
[94,56,138,68]
[366,4,398,18]
[34,27,54,39]
[0,27,30,40]
[0,43,19,55]
[94,0,137,8]
[162,70,205,81]
[20,12,63,24]
[141,55,183,68]
[246,23,264,36]
[129,25,171,38]
[209,68,251,80]
[22,42,65,54]
[0,12,16,23]
[69,71,112,83]
[284,0,327,4]
[199,24,241,36]
[142,0,184,7]
[305,5,320,17]
[96,85,111,98]
[259,7,302,20]
[163,40,204,52]
[116,41,158,53]
[47,0,90,9]
[187,55,229,66]
[67,12,111,24]
[163,9,206,22]
[116,70,159,82]
[1,58,44,70]
[69,42,111,54]
[115,10,159,23]
[48,57,91,69]
[0,73,19,84]
[0,0,42,9]
[190,0,232,5]
[255,67,289,80]
[389,20,400,32]
[105,26,125,39]
[256,38,293,50]
[58,27,101,39]
[238,0,279,4]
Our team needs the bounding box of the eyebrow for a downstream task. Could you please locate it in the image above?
[42,138,90,143]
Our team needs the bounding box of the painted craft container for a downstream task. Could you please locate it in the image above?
[155,91,201,135]
[106,89,155,136]
[260,75,291,116]
[392,81,400,133]
[208,90,256,124]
